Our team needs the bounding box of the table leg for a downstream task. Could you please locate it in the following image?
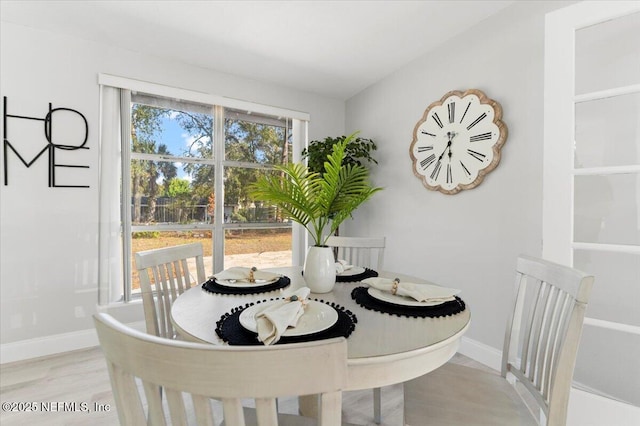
[373,387,382,424]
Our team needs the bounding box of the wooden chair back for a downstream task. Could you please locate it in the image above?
[134,243,206,339]
[325,236,385,270]
[94,313,347,426]
[502,255,594,426]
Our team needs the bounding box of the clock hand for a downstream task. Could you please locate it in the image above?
[438,132,455,160]
[438,143,450,160]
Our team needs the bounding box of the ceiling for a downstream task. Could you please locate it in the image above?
[0,1,514,100]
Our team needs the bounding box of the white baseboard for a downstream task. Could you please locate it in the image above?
[1,328,99,364]
[458,335,502,371]
[0,321,146,364]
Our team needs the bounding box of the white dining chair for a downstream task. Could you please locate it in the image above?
[325,236,385,271]
[403,255,595,426]
[325,235,386,424]
[134,242,206,339]
[94,312,347,425]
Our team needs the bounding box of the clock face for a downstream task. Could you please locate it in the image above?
[410,89,507,194]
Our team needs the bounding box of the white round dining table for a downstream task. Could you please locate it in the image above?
[170,266,471,393]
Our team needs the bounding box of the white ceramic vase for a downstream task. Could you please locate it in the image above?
[303,246,336,293]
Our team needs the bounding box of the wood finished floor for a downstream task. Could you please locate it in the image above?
[1,347,493,425]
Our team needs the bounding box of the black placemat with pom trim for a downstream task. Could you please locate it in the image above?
[336,267,378,282]
[301,268,378,283]
[202,276,290,295]
[351,286,466,318]
[215,297,357,345]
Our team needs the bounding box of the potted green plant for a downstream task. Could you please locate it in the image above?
[302,134,378,175]
[249,132,382,292]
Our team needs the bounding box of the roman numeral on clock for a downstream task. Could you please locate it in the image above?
[467,149,486,162]
[432,112,443,128]
[470,132,492,142]
[460,101,471,124]
[420,153,436,170]
[417,145,433,153]
[460,160,471,176]
[446,163,452,184]
[430,160,442,180]
[448,102,455,124]
[421,130,436,137]
[466,112,487,130]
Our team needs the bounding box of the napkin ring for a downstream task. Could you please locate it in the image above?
[248,266,257,283]
[285,294,308,306]
[391,278,400,295]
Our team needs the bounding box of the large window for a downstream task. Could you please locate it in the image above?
[123,92,298,299]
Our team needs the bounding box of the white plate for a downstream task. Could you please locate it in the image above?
[337,266,366,276]
[367,288,456,307]
[239,300,338,336]
[214,277,280,288]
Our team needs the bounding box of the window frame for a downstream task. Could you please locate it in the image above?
[99,74,309,302]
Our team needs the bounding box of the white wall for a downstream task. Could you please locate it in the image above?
[344,0,574,351]
[0,21,344,360]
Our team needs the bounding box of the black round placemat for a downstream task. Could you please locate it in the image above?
[336,267,379,282]
[202,276,291,295]
[351,286,466,318]
[215,298,357,345]
[301,268,378,282]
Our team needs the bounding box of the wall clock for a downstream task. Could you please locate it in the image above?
[409,89,507,195]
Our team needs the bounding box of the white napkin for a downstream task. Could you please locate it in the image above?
[255,287,311,345]
[335,259,355,274]
[363,277,459,303]
[213,267,281,282]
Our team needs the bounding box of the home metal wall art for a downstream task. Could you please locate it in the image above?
[3,96,89,188]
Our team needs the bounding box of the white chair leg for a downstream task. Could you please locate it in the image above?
[373,387,382,424]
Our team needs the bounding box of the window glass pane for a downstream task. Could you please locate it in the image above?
[574,249,640,326]
[574,173,639,245]
[223,167,288,224]
[131,160,214,225]
[131,102,213,160]
[574,93,640,168]
[224,228,292,269]
[575,12,640,95]
[130,232,214,293]
[225,109,292,165]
